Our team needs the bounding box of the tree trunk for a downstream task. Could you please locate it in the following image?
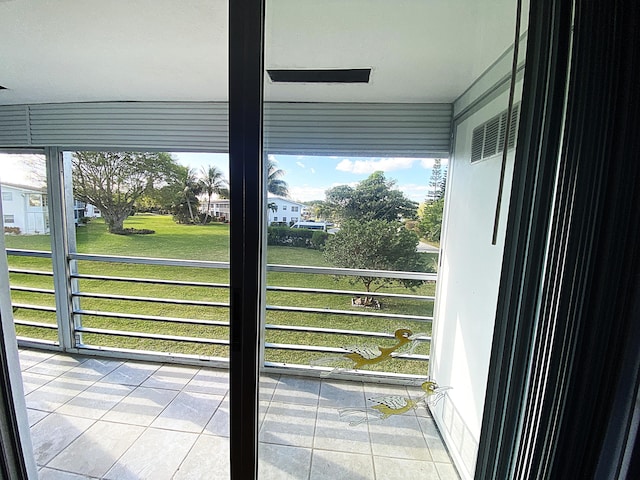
[104,211,129,233]
[205,194,212,223]
[186,198,195,224]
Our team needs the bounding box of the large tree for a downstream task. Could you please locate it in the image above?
[324,171,418,222]
[72,151,180,233]
[418,197,444,242]
[323,220,425,292]
[427,158,444,201]
[418,159,447,242]
[267,158,289,197]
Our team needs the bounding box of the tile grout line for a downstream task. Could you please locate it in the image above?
[307,378,321,480]
[25,351,458,479]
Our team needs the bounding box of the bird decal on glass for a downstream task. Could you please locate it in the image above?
[310,328,424,376]
[338,380,451,426]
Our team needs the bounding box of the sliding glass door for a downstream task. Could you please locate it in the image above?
[255,1,529,478]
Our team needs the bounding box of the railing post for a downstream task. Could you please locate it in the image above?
[46,147,79,351]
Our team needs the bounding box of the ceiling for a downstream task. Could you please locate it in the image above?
[0,0,527,106]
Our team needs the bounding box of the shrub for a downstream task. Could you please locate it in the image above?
[311,230,328,249]
[267,226,325,249]
[112,228,155,235]
[4,226,21,235]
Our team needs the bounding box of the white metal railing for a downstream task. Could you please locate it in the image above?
[7,248,435,377]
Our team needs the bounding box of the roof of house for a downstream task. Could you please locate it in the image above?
[1,181,46,193]
[267,195,306,207]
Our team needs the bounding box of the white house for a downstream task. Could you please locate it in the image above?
[266,196,306,226]
[202,195,306,225]
[84,203,101,218]
[205,199,230,221]
[71,200,101,224]
[1,182,49,235]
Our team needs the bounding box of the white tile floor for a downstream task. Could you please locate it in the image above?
[19,348,459,480]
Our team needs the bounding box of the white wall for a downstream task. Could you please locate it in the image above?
[430,80,523,478]
[1,186,26,233]
[1,185,49,235]
[267,197,304,225]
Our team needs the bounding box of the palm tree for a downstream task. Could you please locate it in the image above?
[179,167,202,224]
[267,158,289,197]
[199,165,227,222]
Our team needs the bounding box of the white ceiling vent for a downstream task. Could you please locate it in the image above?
[471,103,520,163]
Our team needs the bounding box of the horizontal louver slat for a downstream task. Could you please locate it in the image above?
[0,101,452,157]
[0,106,29,145]
[470,103,520,163]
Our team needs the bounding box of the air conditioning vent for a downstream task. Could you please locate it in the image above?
[470,103,520,163]
[471,126,484,162]
[483,116,501,158]
[267,69,371,83]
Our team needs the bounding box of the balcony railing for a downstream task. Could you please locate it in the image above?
[7,248,435,379]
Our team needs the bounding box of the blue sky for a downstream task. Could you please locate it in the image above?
[174,153,447,203]
[0,152,447,204]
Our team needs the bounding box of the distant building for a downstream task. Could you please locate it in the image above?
[1,182,49,234]
[206,199,230,221]
[201,195,307,225]
[84,203,101,218]
[1,182,102,234]
[267,196,307,226]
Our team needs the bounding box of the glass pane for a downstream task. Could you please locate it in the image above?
[260,1,529,478]
[67,151,231,361]
[0,152,58,344]
[2,1,231,476]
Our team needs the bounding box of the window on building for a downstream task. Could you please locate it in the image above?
[282,216,287,222]
[28,194,42,207]
[291,217,298,223]
[3,215,14,224]
[2,192,12,201]
[273,216,278,221]
[291,206,299,212]
[282,205,287,210]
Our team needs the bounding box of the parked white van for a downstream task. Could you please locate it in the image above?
[291,221,330,231]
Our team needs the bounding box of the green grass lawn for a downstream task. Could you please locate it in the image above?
[5,214,435,375]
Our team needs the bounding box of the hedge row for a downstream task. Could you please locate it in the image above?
[267,226,328,249]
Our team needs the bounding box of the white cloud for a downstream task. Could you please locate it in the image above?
[310,168,316,174]
[335,159,353,172]
[331,181,359,188]
[336,157,419,174]
[296,161,305,168]
[398,183,430,202]
[267,154,276,162]
[289,185,328,202]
